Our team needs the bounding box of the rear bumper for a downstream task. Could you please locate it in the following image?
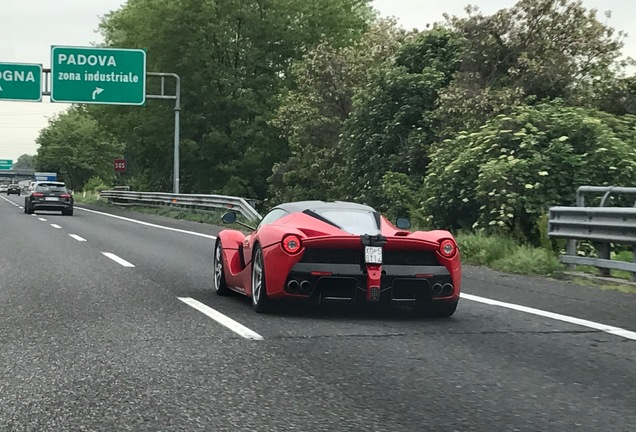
[285,262,458,304]
[32,202,73,211]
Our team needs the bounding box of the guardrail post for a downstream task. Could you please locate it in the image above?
[632,245,636,281]
[565,240,577,271]
[563,191,586,272]
[597,242,611,276]
[597,190,613,277]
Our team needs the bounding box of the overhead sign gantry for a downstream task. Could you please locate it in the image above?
[0,46,182,193]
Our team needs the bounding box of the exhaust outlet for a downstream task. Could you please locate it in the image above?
[442,283,454,296]
[432,283,443,296]
[287,280,299,291]
[300,280,312,292]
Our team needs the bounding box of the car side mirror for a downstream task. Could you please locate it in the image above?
[221,211,237,224]
[396,217,411,230]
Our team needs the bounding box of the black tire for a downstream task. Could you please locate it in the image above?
[251,245,271,313]
[26,202,33,214]
[213,240,231,296]
[62,208,74,216]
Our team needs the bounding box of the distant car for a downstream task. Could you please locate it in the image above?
[7,184,20,195]
[24,181,73,216]
[0,185,7,193]
[214,200,461,316]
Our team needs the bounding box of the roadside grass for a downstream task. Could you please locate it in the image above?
[128,205,222,223]
[568,275,636,294]
[119,205,253,231]
[455,232,563,276]
[73,191,109,206]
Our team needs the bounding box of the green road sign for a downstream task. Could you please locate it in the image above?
[0,159,13,170]
[0,63,42,102]
[50,46,146,105]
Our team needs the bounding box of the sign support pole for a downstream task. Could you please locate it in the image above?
[173,76,181,195]
[36,65,181,194]
[146,72,181,194]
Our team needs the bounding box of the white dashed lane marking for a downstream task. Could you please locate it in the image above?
[102,252,135,268]
[69,234,87,242]
[178,297,264,340]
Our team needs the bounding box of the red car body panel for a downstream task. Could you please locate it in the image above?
[216,201,461,310]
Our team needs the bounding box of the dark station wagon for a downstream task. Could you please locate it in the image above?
[24,182,74,216]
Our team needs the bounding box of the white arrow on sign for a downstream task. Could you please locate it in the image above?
[92,87,104,100]
[0,85,3,91]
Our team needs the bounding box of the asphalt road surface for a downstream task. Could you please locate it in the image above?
[1,194,634,431]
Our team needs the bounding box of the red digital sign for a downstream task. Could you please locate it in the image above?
[114,159,127,172]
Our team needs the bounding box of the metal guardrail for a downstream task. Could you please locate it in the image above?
[548,186,636,277]
[99,190,262,222]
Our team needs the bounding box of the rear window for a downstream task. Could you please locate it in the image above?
[309,208,380,235]
[36,184,67,192]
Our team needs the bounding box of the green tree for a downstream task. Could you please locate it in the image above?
[595,75,636,116]
[89,0,373,199]
[268,19,407,204]
[13,154,36,170]
[422,100,636,242]
[340,28,463,209]
[437,0,630,133]
[35,107,124,190]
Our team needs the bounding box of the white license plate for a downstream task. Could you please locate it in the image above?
[45,197,59,201]
[364,246,383,264]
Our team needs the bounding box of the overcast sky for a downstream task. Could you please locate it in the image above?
[1,0,634,162]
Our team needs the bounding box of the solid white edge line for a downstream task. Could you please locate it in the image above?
[69,234,87,242]
[102,252,135,268]
[76,206,217,240]
[178,297,264,340]
[461,293,636,341]
[50,224,62,229]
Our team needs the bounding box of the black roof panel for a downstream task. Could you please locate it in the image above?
[275,200,376,214]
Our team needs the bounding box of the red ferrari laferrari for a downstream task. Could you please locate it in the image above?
[213,201,461,316]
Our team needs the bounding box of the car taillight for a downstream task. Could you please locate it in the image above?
[439,239,457,259]
[32,192,44,197]
[60,194,70,198]
[282,234,302,254]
